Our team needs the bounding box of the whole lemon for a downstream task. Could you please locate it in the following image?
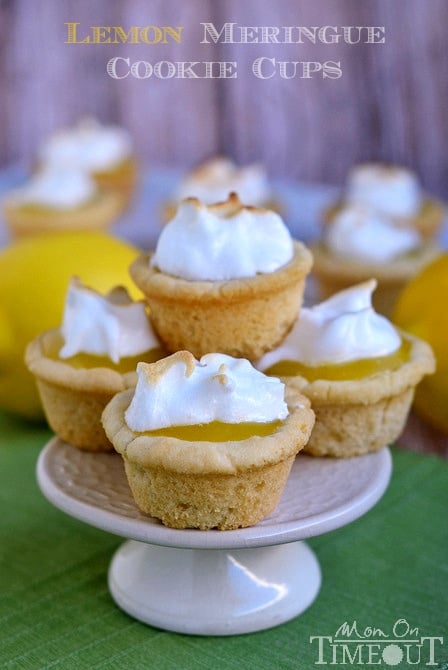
[0,230,142,418]
[393,253,448,433]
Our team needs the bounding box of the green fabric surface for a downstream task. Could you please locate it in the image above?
[0,409,447,670]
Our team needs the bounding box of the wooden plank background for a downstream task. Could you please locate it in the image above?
[0,0,447,196]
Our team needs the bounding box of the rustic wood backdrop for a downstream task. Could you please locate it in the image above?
[0,0,447,197]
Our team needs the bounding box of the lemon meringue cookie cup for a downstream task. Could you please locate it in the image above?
[130,194,313,360]
[26,278,166,451]
[2,167,121,238]
[38,118,138,210]
[102,351,315,530]
[257,280,435,457]
[324,163,445,238]
[312,201,441,316]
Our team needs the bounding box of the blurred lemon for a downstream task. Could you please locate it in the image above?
[0,230,142,419]
[393,253,448,433]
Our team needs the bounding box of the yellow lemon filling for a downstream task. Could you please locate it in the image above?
[45,333,165,374]
[59,348,165,373]
[143,420,283,442]
[264,338,410,381]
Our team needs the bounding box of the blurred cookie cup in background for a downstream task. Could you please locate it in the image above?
[2,167,121,238]
[38,117,139,211]
[163,156,281,221]
[324,163,445,239]
[311,200,441,316]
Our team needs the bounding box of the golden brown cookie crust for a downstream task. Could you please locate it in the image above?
[25,328,137,451]
[310,240,441,284]
[303,388,414,457]
[278,332,435,457]
[129,240,313,359]
[310,241,441,316]
[2,192,122,239]
[122,457,295,530]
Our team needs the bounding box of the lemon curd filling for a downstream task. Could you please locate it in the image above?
[46,334,165,373]
[264,338,410,381]
[143,420,283,442]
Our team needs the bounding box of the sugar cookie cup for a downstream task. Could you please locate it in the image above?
[130,239,312,360]
[324,197,445,240]
[25,328,139,451]
[310,240,441,317]
[279,332,435,458]
[102,384,315,530]
[3,190,122,239]
[25,280,166,451]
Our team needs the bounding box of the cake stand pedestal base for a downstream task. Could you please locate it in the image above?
[37,439,392,636]
[108,539,321,635]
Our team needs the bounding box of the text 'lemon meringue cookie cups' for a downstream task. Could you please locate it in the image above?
[2,167,122,238]
[25,278,166,451]
[102,351,315,530]
[257,280,435,458]
[130,193,313,360]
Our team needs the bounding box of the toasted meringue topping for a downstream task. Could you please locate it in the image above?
[152,193,294,281]
[345,163,422,218]
[10,167,96,209]
[176,156,272,206]
[59,277,159,363]
[325,204,422,263]
[39,117,133,172]
[124,351,289,431]
[257,280,401,369]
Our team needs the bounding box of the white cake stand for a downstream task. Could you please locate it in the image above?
[37,438,392,636]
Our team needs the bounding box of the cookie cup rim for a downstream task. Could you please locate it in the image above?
[101,386,315,475]
[277,331,435,406]
[129,240,313,304]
